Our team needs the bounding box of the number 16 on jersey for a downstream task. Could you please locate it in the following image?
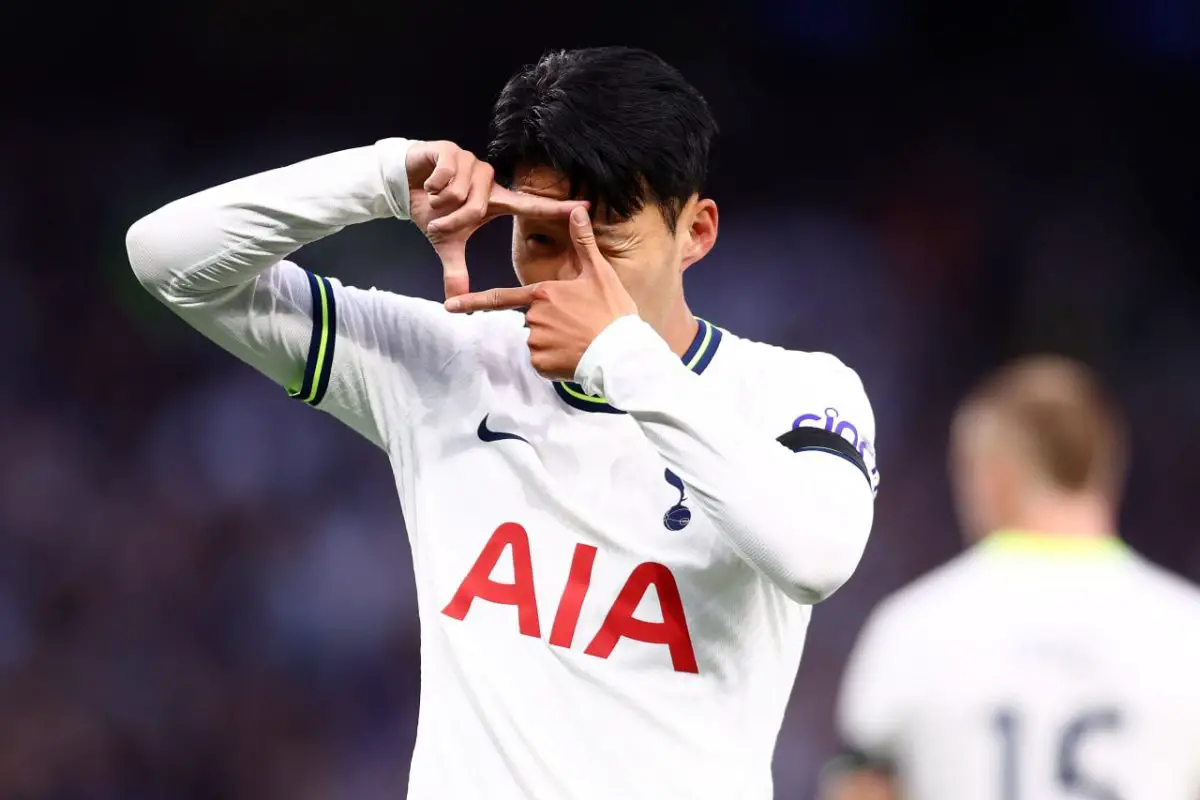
[992,706,1123,800]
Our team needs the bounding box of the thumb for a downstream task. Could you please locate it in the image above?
[569,206,606,276]
[433,237,470,299]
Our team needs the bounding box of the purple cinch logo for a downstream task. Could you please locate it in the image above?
[792,407,880,486]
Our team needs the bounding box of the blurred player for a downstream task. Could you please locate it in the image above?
[824,356,1200,800]
[126,47,879,799]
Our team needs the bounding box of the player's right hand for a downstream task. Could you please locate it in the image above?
[405,140,587,299]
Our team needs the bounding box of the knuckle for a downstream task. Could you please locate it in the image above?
[427,215,457,237]
[427,171,454,194]
[473,193,491,217]
[426,220,452,241]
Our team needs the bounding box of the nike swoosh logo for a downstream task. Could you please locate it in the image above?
[477,415,531,445]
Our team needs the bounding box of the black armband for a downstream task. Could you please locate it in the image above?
[776,426,871,487]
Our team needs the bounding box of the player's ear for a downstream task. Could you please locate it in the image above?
[679,197,718,272]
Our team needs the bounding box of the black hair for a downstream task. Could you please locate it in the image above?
[488,47,717,231]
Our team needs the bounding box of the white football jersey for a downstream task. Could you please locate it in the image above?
[127,139,880,799]
[837,531,1200,800]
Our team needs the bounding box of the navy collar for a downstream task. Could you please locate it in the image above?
[553,318,723,414]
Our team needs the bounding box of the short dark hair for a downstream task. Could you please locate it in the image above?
[488,47,717,231]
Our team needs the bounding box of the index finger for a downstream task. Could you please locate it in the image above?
[487,185,588,220]
[444,284,539,314]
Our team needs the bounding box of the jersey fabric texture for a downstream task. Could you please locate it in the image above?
[127,138,880,800]
[837,531,1200,800]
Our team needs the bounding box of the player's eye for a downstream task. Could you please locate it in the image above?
[525,233,557,248]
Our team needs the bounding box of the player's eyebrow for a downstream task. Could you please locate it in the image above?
[591,223,623,239]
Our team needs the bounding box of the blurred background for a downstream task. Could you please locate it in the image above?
[2,0,1199,797]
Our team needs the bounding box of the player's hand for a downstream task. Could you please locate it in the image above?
[405,140,587,299]
[444,207,639,380]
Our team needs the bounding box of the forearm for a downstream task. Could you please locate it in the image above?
[576,316,875,603]
[123,138,421,401]
[126,139,413,298]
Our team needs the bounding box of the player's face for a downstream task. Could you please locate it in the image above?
[509,166,717,322]
[950,408,1018,543]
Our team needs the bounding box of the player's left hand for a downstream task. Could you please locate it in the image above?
[444,207,639,380]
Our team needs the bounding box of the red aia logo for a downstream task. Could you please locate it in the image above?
[442,522,699,674]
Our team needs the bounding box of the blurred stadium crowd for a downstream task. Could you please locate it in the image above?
[2,2,1199,797]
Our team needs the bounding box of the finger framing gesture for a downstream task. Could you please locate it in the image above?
[446,208,639,379]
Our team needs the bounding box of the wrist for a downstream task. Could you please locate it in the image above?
[375,138,414,220]
[575,315,674,398]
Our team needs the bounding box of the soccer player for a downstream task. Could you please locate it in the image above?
[824,356,1200,800]
[127,47,880,799]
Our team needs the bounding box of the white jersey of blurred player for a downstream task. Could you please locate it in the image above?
[838,532,1200,800]
[127,138,879,799]
[831,357,1200,800]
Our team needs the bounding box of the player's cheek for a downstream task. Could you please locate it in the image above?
[511,237,568,287]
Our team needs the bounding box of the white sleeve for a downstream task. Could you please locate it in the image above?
[836,602,912,769]
[126,139,471,447]
[575,316,877,604]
